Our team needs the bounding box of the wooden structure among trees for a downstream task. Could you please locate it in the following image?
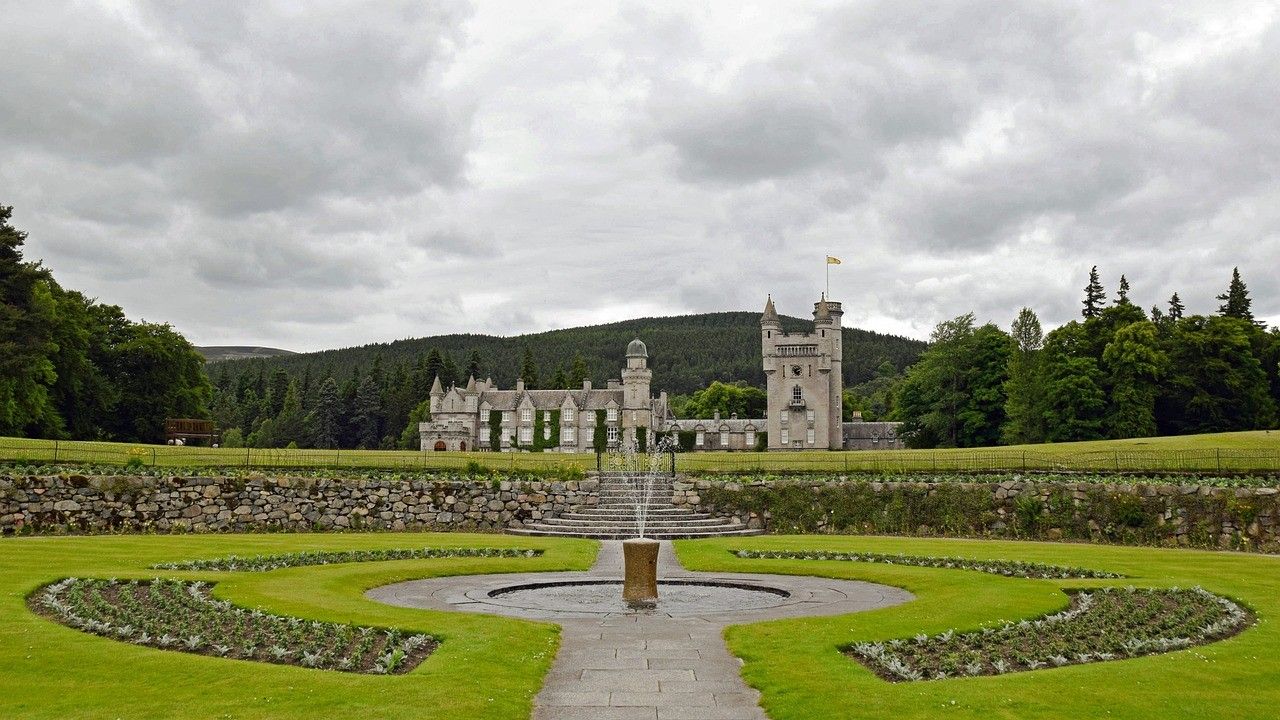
[165,418,220,445]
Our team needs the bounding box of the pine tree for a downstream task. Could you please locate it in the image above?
[1167,292,1185,321]
[306,377,341,449]
[266,368,289,417]
[1216,267,1256,324]
[1114,274,1132,306]
[465,350,482,381]
[352,375,382,448]
[273,380,305,447]
[440,353,458,388]
[568,353,590,387]
[520,348,539,389]
[1082,266,1106,319]
[550,365,568,389]
[424,348,444,386]
[1002,308,1047,444]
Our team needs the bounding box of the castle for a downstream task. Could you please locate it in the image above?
[419,295,903,452]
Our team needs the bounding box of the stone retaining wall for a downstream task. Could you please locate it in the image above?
[0,474,597,534]
[672,477,1280,552]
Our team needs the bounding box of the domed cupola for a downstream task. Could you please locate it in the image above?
[626,338,648,358]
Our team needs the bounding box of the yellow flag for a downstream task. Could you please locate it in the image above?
[827,256,842,265]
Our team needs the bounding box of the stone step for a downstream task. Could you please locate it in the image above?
[538,516,732,529]
[559,510,713,520]
[508,525,761,540]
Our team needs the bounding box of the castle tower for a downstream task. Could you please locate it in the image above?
[621,338,653,443]
[761,295,844,450]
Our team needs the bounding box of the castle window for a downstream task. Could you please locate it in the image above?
[780,413,788,426]
[519,426,533,444]
[503,411,513,424]
[720,430,730,446]
[807,429,816,445]
[607,426,619,443]
[745,430,756,447]
[521,408,532,423]
[607,407,618,422]
[695,430,704,446]
[780,429,789,445]
[562,426,576,444]
[543,411,551,423]
[792,386,803,402]
[543,423,551,440]
[562,409,573,423]
[807,410,815,422]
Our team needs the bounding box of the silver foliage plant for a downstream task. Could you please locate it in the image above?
[732,549,1123,579]
[152,546,542,572]
[36,577,436,674]
[847,586,1251,682]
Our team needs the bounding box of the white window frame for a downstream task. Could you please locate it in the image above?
[720,430,730,446]
[519,426,533,444]
[806,410,815,422]
[745,430,755,447]
[792,385,803,402]
[695,430,705,447]
[561,426,576,444]
[606,407,618,422]
[562,408,573,424]
[503,411,513,424]
[607,426,619,443]
[807,429,815,445]
[780,429,789,445]
[521,408,532,423]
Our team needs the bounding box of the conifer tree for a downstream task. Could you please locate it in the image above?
[1002,308,1047,444]
[306,377,341,449]
[465,350,482,380]
[568,354,590,387]
[1114,274,1132,305]
[1167,292,1185,321]
[440,353,457,388]
[423,348,444,386]
[1216,267,1256,324]
[1082,266,1105,319]
[519,348,539,389]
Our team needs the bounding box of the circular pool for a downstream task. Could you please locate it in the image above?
[484,579,791,616]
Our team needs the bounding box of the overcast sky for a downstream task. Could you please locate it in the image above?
[3,1,1278,352]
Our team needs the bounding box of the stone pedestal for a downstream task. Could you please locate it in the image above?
[622,538,659,607]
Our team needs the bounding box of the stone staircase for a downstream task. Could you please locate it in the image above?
[508,472,761,540]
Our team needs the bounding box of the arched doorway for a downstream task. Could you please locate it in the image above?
[459,441,467,451]
[433,440,446,451]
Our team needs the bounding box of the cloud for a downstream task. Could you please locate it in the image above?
[2,0,1277,352]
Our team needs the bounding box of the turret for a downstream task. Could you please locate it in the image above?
[428,375,444,414]
[621,338,652,411]
[760,295,781,330]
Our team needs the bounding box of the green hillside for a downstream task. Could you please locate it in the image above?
[214,312,925,395]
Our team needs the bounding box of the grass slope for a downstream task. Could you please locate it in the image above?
[3,430,1279,473]
[676,535,1280,720]
[0,533,595,720]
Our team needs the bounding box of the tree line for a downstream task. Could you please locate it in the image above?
[1,207,211,442]
[887,267,1280,448]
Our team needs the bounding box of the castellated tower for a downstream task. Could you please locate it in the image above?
[761,295,844,450]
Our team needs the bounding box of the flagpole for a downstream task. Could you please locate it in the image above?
[825,254,830,298]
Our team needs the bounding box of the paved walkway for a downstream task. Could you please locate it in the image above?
[367,542,912,720]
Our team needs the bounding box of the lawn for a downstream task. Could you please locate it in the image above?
[3,430,1279,474]
[676,535,1280,719]
[0,533,596,720]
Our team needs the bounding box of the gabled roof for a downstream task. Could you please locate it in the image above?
[761,295,780,325]
[666,418,763,432]
[476,388,625,411]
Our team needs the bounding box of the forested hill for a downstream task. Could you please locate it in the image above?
[213,312,926,395]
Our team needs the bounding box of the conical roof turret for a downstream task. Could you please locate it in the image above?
[761,295,780,326]
[814,293,832,323]
[430,375,443,395]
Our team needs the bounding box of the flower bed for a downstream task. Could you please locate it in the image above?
[847,586,1252,681]
[731,549,1121,579]
[152,546,543,572]
[33,578,436,674]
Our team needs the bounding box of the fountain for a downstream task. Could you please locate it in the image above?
[605,435,676,607]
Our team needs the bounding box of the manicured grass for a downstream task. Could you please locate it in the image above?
[0,533,596,720]
[676,535,1280,719]
[3,430,1279,474]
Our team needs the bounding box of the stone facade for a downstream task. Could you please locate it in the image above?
[761,295,844,450]
[420,339,666,452]
[671,476,1280,551]
[0,474,597,534]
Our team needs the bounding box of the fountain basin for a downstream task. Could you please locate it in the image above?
[484,579,791,616]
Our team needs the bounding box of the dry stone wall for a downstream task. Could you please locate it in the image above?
[674,476,1280,552]
[0,474,596,535]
